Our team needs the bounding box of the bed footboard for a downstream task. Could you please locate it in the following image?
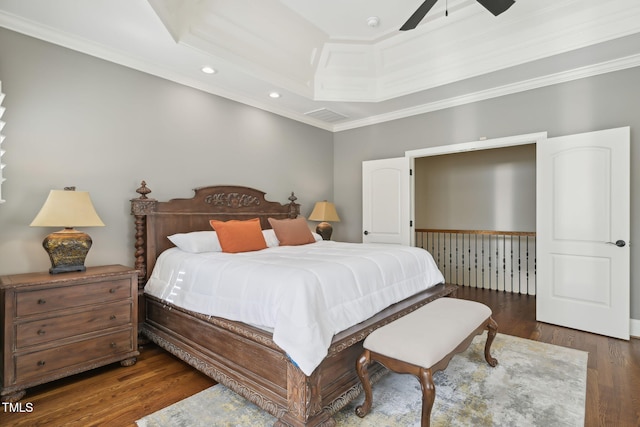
[142,283,457,426]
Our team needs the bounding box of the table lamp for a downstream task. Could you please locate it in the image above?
[308,200,340,240]
[30,187,105,274]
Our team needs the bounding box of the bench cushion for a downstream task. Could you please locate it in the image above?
[363,298,491,368]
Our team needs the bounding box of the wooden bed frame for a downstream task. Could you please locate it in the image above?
[130,182,456,426]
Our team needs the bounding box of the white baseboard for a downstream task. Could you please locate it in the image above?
[631,318,640,339]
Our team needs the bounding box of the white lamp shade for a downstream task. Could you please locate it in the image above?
[308,201,340,222]
[30,190,105,228]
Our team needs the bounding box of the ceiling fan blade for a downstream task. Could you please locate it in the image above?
[476,0,515,16]
[400,0,439,31]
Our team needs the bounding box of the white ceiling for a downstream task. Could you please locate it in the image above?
[1,0,640,131]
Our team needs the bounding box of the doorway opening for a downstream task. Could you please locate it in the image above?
[406,132,547,295]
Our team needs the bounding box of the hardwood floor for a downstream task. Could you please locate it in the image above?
[456,287,640,427]
[2,287,639,427]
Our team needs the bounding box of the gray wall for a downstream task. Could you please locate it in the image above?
[414,144,536,231]
[333,66,640,319]
[1,27,639,320]
[0,28,333,275]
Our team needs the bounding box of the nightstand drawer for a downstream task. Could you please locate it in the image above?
[15,329,134,383]
[16,277,132,316]
[16,301,133,349]
[1,265,138,402]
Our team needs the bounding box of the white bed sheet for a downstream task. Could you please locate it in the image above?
[144,241,445,375]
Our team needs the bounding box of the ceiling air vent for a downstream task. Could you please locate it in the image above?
[304,108,348,123]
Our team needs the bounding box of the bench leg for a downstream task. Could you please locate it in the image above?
[484,317,498,367]
[418,367,435,427]
[356,314,497,426]
[355,350,373,418]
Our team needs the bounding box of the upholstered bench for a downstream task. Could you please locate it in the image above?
[355,297,498,427]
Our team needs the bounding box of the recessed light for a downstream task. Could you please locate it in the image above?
[201,66,216,74]
[269,91,281,99]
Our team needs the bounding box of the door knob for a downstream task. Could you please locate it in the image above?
[606,240,626,247]
[363,230,369,235]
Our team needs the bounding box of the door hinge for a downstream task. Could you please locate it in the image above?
[410,169,413,176]
[410,220,413,227]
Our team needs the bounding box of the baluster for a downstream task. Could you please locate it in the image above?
[502,236,507,291]
[431,233,436,271]
[534,238,537,295]
[527,236,529,294]
[448,233,452,283]
[518,236,522,293]
[414,229,536,294]
[510,235,514,293]
[438,233,443,278]
[483,235,487,289]
[468,235,472,287]
[461,234,465,286]
[495,236,499,290]
[474,234,478,288]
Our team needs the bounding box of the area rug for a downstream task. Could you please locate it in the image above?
[137,333,587,427]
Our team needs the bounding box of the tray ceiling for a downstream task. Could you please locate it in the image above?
[1,0,640,131]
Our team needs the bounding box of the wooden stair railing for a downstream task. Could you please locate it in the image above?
[415,229,536,294]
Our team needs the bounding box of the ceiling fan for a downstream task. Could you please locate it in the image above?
[400,0,515,31]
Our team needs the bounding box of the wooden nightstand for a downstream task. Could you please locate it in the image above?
[0,265,139,402]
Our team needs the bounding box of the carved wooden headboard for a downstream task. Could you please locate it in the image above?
[130,181,299,285]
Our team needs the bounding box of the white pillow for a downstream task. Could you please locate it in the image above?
[168,231,222,253]
[312,232,323,242]
[262,229,280,247]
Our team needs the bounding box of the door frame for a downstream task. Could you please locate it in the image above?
[405,131,548,246]
[405,132,548,159]
[404,130,636,338]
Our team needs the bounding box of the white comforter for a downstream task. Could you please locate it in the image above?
[145,241,444,375]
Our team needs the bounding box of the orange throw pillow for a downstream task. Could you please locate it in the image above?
[209,218,267,253]
[268,217,316,246]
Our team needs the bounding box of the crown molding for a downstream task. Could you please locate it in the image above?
[332,53,640,132]
[0,10,334,131]
[2,2,640,133]
[316,0,640,103]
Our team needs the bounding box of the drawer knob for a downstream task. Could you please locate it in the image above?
[110,315,117,320]
[37,299,46,305]
[37,329,46,335]
[37,360,46,366]
[109,288,116,294]
[110,342,117,348]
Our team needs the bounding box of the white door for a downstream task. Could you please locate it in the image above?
[537,127,630,339]
[362,157,411,245]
